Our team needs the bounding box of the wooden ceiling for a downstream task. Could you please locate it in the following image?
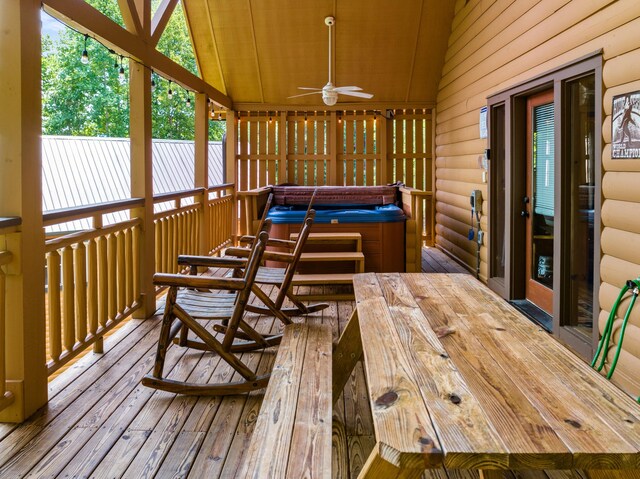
[182,0,456,110]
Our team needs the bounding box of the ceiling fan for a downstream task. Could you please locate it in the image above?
[288,16,373,106]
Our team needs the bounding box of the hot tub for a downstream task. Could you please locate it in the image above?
[267,203,406,273]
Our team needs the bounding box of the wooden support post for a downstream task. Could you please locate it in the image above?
[379,114,388,185]
[195,93,210,255]
[226,111,238,243]
[129,61,156,318]
[278,111,287,185]
[0,0,48,422]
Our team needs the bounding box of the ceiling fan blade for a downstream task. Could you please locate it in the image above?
[333,86,363,92]
[297,87,323,91]
[287,91,323,99]
[339,91,374,99]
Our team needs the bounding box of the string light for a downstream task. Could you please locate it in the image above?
[218,112,222,121]
[269,112,273,123]
[118,56,125,82]
[237,111,241,122]
[65,15,205,105]
[80,34,89,64]
[338,112,342,123]
[304,112,308,124]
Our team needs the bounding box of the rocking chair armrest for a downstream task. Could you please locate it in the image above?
[262,251,295,263]
[238,236,296,249]
[153,273,246,290]
[224,247,251,258]
[177,255,247,268]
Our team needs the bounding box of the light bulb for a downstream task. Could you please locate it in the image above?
[168,81,173,99]
[186,96,191,106]
[80,35,89,64]
[218,113,222,121]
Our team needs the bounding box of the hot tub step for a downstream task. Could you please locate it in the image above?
[292,273,355,285]
[290,232,362,251]
[299,252,365,273]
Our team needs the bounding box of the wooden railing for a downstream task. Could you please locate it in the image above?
[43,184,235,375]
[153,183,235,274]
[0,217,20,413]
[207,183,235,255]
[44,199,144,375]
[154,189,202,274]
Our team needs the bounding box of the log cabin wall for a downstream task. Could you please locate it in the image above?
[234,109,433,191]
[435,0,640,396]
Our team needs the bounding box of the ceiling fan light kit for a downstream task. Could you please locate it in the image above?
[288,16,373,106]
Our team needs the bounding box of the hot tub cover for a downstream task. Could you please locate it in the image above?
[267,204,406,224]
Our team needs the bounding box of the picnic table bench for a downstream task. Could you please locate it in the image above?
[334,272,640,479]
[239,323,333,478]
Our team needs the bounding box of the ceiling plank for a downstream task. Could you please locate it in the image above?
[406,0,425,102]
[117,0,144,37]
[42,0,231,108]
[247,0,265,103]
[203,0,227,96]
[151,0,178,47]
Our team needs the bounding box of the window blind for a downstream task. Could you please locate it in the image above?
[533,103,554,217]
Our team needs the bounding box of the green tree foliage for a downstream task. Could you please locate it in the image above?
[42,0,225,141]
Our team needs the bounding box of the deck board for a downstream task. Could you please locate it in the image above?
[0,248,467,478]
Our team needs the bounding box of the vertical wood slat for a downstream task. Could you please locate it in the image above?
[268,117,277,185]
[87,239,98,336]
[133,225,140,300]
[288,119,296,184]
[258,116,267,187]
[279,112,287,185]
[355,116,365,185]
[107,233,117,322]
[396,112,406,184]
[97,236,108,329]
[318,118,326,185]
[74,242,87,343]
[124,229,133,306]
[337,114,345,185]
[239,116,249,192]
[366,117,374,186]
[345,115,355,186]
[47,251,61,362]
[249,115,258,190]
[116,232,125,315]
[297,118,305,185]
[406,112,416,188]
[416,113,425,191]
[62,246,75,353]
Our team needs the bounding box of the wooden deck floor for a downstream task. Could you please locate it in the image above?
[0,247,472,479]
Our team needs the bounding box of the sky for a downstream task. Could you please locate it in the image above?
[41,10,65,40]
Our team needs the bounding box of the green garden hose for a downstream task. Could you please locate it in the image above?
[591,277,640,402]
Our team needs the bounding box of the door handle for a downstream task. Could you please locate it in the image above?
[521,210,530,218]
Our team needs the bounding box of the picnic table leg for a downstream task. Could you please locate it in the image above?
[332,308,363,405]
[357,442,423,479]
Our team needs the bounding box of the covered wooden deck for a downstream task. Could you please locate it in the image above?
[0,248,471,478]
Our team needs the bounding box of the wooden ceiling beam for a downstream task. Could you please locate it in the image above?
[42,0,232,108]
[151,0,178,47]
[117,0,144,37]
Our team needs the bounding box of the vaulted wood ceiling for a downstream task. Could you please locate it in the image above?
[182,0,456,109]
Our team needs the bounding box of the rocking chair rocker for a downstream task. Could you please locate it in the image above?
[142,227,278,396]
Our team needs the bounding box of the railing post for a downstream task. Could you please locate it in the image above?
[0,0,48,422]
[195,93,210,255]
[226,111,238,244]
[129,61,156,319]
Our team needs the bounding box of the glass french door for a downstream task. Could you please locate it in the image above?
[525,90,555,315]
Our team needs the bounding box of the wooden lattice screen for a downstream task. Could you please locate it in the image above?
[234,109,432,191]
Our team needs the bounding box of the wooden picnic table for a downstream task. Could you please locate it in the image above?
[333,272,640,479]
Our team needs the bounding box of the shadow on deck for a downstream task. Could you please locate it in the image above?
[0,247,473,478]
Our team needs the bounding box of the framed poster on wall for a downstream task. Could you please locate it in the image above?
[612,91,640,159]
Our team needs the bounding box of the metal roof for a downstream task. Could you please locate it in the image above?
[43,136,224,233]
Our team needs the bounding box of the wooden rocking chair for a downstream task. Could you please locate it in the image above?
[141,227,280,396]
[179,190,328,324]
